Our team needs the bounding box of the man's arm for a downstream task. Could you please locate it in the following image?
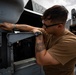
[33,29,60,66]
[0,22,60,65]
[0,22,39,31]
[14,24,37,31]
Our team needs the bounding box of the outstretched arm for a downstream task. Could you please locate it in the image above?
[0,22,38,31]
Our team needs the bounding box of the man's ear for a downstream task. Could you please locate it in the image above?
[58,24,63,28]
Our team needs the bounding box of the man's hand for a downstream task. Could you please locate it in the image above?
[32,29,42,34]
[0,22,14,31]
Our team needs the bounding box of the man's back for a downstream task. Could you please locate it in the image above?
[44,29,76,75]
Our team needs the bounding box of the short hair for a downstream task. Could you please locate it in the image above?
[42,5,68,23]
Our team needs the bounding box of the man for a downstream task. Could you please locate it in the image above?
[0,5,76,75]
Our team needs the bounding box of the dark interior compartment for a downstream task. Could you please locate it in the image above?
[0,33,8,68]
[13,36,35,61]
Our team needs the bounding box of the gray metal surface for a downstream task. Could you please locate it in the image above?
[7,32,35,44]
[6,32,45,75]
[0,67,11,75]
[71,9,76,24]
[0,0,24,23]
[14,58,45,75]
[0,58,45,75]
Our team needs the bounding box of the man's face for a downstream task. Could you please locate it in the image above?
[42,19,60,34]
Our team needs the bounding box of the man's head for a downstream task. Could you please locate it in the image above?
[42,5,68,24]
[42,5,68,35]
